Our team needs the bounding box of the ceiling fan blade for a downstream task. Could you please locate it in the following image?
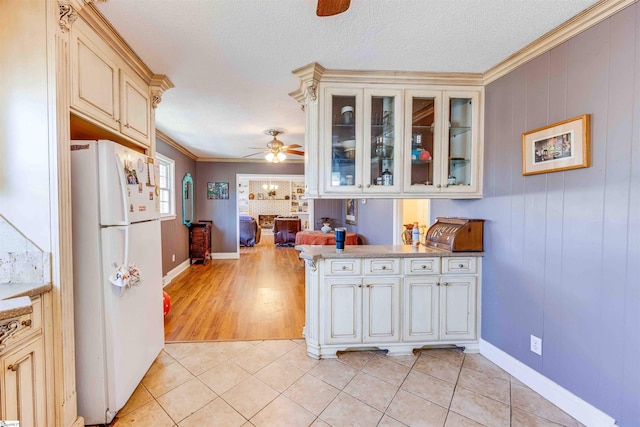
[285,149,305,156]
[316,0,350,16]
[282,144,302,149]
[241,151,265,158]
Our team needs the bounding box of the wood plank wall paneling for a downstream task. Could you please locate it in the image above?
[430,4,640,425]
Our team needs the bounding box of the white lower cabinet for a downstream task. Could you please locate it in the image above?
[304,254,481,358]
[0,294,49,427]
[403,276,477,342]
[325,277,400,345]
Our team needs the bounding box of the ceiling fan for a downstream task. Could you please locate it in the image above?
[244,129,304,163]
[316,0,350,16]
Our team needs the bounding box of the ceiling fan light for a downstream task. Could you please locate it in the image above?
[277,152,286,162]
[265,152,275,162]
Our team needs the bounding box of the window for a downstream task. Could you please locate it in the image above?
[156,153,175,218]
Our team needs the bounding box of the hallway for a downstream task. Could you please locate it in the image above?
[163,234,305,342]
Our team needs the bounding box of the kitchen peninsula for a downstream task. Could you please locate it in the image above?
[297,244,483,359]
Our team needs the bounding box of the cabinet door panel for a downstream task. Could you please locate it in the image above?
[404,90,442,193]
[121,71,151,146]
[326,279,362,344]
[363,278,400,343]
[403,277,439,342]
[2,338,46,427]
[71,20,119,130]
[440,277,476,340]
[363,89,403,193]
[442,91,481,194]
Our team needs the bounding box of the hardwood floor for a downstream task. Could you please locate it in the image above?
[163,233,306,342]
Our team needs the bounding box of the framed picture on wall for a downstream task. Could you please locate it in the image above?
[207,182,229,199]
[345,198,357,225]
[522,114,590,176]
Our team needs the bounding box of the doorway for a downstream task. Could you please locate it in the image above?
[393,198,431,244]
[236,173,314,253]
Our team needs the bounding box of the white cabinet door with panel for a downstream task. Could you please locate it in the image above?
[440,277,477,341]
[325,278,362,345]
[402,277,440,342]
[363,278,400,343]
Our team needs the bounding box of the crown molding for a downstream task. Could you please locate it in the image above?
[197,157,305,164]
[75,3,156,83]
[156,130,197,160]
[483,0,637,85]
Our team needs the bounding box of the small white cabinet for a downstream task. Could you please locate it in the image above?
[325,276,401,345]
[291,63,484,199]
[70,18,151,147]
[303,250,481,359]
[0,294,49,427]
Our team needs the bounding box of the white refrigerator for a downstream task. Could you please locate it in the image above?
[70,140,164,425]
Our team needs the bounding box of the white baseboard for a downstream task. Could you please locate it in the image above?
[479,339,616,427]
[210,252,239,259]
[162,259,190,287]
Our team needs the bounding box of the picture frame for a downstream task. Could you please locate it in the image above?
[522,114,590,176]
[207,182,229,199]
[257,193,264,200]
[345,198,357,225]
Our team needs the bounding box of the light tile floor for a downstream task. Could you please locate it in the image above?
[111,340,585,427]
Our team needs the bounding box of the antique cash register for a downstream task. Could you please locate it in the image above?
[424,217,485,252]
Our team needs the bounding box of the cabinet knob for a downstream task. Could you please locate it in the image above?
[366,184,371,188]
[342,265,347,270]
[436,282,441,286]
[421,265,427,269]
[358,284,362,288]
[124,123,130,128]
[458,264,464,268]
[21,319,31,327]
[357,184,362,188]
[443,282,448,286]
[436,184,441,188]
[116,119,121,124]
[366,284,371,288]
[7,364,17,372]
[381,266,387,270]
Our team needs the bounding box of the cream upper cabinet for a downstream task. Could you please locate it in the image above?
[291,63,484,199]
[70,18,152,148]
[403,89,482,196]
[321,87,403,195]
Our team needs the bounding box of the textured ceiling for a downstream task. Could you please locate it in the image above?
[97,0,599,159]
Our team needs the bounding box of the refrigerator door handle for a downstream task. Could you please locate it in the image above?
[113,153,129,224]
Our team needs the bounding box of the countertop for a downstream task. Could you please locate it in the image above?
[0,282,52,322]
[296,244,484,261]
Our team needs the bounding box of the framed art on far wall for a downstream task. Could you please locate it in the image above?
[345,198,357,225]
[207,182,229,199]
[522,114,590,176]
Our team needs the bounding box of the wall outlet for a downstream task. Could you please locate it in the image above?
[172,254,175,262]
[530,335,542,355]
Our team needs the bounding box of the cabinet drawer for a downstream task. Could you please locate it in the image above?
[442,257,477,274]
[365,258,400,275]
[326,259,361,275]
[404,258,441,275]
[0,296,42,352]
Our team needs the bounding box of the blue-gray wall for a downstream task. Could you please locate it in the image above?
[156,138,197,275]
[196,162,304,252]
[431,5,639,425]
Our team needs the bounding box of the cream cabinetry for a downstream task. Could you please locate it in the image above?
[302,248,481,359]
[70,18,156,148]
[291,63,484,199]
[0,295,49,427]
[324,262,401,345]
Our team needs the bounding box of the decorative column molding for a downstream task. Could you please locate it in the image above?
[59,0,107,32]
[149,75,175,109]
[58,1,78,32]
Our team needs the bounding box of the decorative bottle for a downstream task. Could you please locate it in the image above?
[412,222,420,247]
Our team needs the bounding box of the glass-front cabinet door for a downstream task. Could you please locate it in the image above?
[404,90,442,193]
[325,89,361,193]
[443,91,480,194]
[363,89,402,193]
[324,88,401,194]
